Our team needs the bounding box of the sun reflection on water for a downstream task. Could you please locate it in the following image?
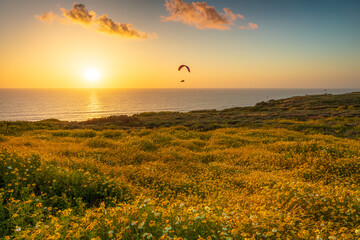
[86,90,103,119]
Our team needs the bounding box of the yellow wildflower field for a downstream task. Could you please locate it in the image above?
[0,126,359,239]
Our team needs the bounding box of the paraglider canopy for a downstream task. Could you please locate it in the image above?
[178,65,190,73]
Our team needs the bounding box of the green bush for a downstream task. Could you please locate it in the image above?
[72,130,96,138]
[52,131,71,137]
[102,130,124,139]
[0,135,7,143]
[86,138,116,148]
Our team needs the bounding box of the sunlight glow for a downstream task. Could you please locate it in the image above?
[84,68,101,82]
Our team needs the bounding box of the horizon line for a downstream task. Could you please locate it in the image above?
[1,87,359,90]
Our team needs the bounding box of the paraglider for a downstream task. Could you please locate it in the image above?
[178,65,190,84]
[178,65,190,73]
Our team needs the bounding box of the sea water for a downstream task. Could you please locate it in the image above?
[0,88,358,121]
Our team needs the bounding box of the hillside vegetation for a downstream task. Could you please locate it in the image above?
[0,92,360,239]
[1,92,360,139]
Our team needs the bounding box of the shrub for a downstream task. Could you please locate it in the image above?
[102,130,124,139]
[86,138,115,148]
[0,135,7,143]
[72,130,96,138]
[52,131,71,137]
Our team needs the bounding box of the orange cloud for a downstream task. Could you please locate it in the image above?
[239,22,258,30]
[223,8,244,21]
[35,3,155,39]
[60,3,96,24]
[35,11,62,24]
[162,0,244,30]
[97,14,150,38]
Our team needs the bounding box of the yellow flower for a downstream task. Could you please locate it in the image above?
[231,229,238,236]
[53,232,61,239]
[149,220,156,227]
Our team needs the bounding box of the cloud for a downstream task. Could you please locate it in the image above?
[162,0,254,30]
[35,11,62,24]
[60,3,96,24]
[97,14,150,38]
[223,8,244,21]
[35,3,155,39]
[239,22,258,30]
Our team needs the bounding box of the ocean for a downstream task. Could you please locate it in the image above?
[0,88,358,121]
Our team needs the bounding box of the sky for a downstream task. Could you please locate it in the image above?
[0,0,359,88]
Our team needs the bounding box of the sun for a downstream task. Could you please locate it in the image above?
[84,68,101,82]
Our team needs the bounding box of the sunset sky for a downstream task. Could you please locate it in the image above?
[0,0,359,88]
